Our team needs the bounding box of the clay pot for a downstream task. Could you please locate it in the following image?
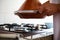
[15,0,46,18]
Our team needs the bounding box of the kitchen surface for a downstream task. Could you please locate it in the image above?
[0,23,53,40]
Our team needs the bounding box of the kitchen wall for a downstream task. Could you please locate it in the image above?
[0,0,53,24]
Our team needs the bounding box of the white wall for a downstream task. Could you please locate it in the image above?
[0,0,53,24]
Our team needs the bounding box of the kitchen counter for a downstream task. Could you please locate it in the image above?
[0,30,18,38]
[24,28,53,40]
[0,28,53,40]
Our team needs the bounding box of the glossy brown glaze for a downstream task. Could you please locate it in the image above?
[19,0,41,10]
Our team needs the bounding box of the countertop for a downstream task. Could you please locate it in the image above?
[25,28,53,39]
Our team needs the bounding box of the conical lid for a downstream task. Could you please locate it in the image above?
[19,0,41,10]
